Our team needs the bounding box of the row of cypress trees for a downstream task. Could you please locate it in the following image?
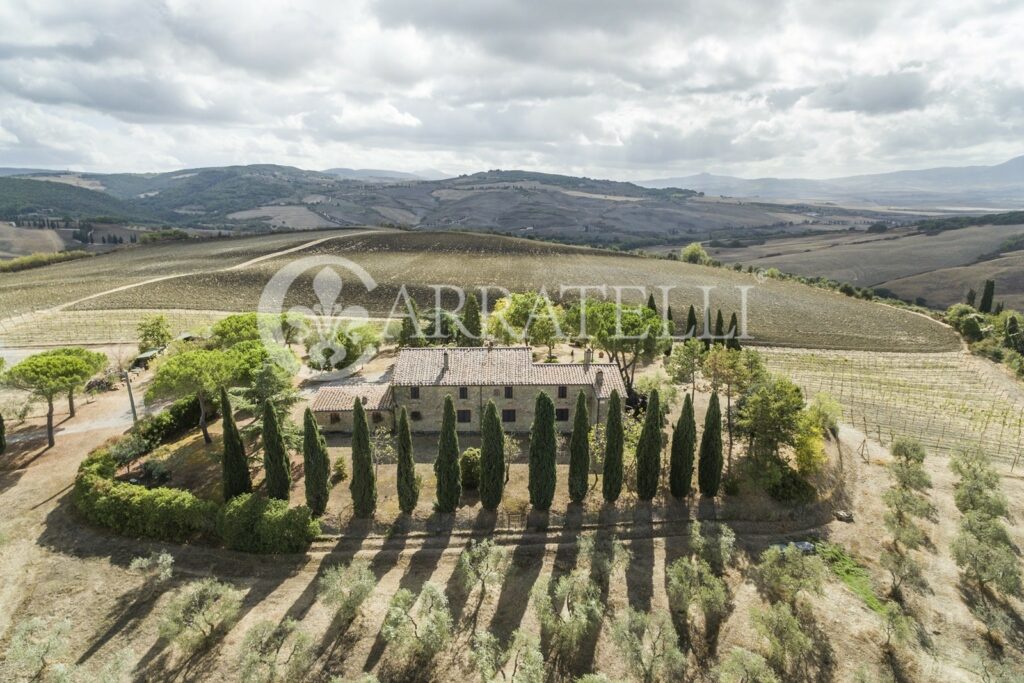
[665,303,741,350]
[220,387,332,516]
[343,383,725,517]
[221,381,729,519]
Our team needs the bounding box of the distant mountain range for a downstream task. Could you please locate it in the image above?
[321,167,450,182]
[1,157,1021,250]
[640,155,1024,208]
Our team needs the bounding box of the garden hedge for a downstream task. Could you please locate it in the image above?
[218,493,320,554]
[74,444,320,553]
[74,449,217,543]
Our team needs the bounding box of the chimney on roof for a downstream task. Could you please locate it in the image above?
[584,347,593,367]
[361,395,368,405]
[595,370,604,387]
[442,350,449,372]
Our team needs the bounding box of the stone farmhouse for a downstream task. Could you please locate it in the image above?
[311,346,625,434]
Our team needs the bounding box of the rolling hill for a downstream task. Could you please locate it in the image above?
[0,177,166,222]
[0,165,913,248]
[0,228,959,352]
[642,154,1024,207]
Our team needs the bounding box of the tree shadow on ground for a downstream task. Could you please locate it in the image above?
[958,581,1024,651]
[538,503,584,661]
[489,512,549,645]
[576,504,619,673]
[662,511,692,652]
[626,502,654,612]
[77,575,167,665]
[130,561,307,681]
[32,489,333,679]
[277,517,372,629]
[882,645,916,683]
[797,604,836,683]
[316,518,391,676]
[363,510,454,672]
[444,507,498,630]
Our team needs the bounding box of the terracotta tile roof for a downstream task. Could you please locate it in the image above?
[391,346,626,399]
[311,383,394,412]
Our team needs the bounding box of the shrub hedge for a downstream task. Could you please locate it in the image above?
[460,447,481,490]
[134,395,206,446]
[219,493,319,554]
[74,449,217,543]
[74,446,320,553]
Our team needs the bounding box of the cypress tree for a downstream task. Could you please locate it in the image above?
[635,389,662,501]
[965,288,977,307]
[0,413,6,455]
[698,393,724,497]
[686,305,698,339]
[528,391,557,511]
[462,292,483,346]
[303,407,330,516]
[221,387,251,501]
[670,393,696,498]
[979,279,995,313]
[350,399,376,517]
[646,292,658,314]
[434,395,462,513]
[480,400,505,510]
[1005,315,1024,353]
[602,390,624,504]
[726,312,742,350]
[396,407,420,514]
[714,310,725,343]
[568,391,590,504]
[262,400,291,501]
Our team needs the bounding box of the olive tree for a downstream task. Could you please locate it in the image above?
[611,608,687,683]
[382,583,454,669]
[318,558,375,624]
[950,449,1022,601]
[532,569,603,672]
[880,438,935,596]
[470,629,544,683]
[457,538,511,615]
[158,579,243,654]
[238,618,314,683]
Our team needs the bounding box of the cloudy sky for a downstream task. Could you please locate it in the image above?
[1,0,1022,180]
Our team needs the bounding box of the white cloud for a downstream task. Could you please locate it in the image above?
[0,0,1020,178]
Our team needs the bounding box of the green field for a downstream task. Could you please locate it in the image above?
[0,229,958,352]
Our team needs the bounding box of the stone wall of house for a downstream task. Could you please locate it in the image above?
[394,383,611,434]
[315,408,395,434]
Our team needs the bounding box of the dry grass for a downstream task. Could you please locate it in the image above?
[0,223,66,258]
[33,230,961,352]
[880,250,1024,310]
[713,223,1024,289]
[226,205,339,229]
